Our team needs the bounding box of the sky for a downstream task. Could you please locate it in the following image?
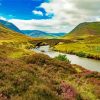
[0,0,100,33]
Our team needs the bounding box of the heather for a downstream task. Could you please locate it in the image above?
[0,51,100,100]
[0,22,100,100]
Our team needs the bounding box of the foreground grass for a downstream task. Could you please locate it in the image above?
[0,22,100,99]
[0,43,100,100]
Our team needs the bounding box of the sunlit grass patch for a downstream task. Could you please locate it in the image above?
[54,42,100,59]
[9,49,35,58]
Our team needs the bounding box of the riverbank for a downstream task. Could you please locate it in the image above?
[53,42,100,60]
[33,45,100,72]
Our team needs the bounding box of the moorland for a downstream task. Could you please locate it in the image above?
[0,21,100,100]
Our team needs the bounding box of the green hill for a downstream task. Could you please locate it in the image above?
[0,24,30,41]
[0,24,36,58]
[64,22,100,39]
[0,23,100,100]
[0,19,23,33]
[54,22,100,60]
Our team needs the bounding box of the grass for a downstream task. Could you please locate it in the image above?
[64,22,100,39]
[0,23,100,100]
[59,22,100,60]
[0,53,74,100]
[54,37,100,59]
[1,46,100,100]
[0,44,100,100]
[0,42,99,99]
[0,41,35,59]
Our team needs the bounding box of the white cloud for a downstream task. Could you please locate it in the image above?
[41,0,100,25]
[9,18,73,33]
[96,17,100,21]
[7,0,100,32]
[0,16,7,20]
[32,10,43,16]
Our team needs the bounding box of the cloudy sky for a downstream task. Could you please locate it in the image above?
[0,0,100,33]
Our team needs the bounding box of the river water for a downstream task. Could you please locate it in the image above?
[33,45,100,72]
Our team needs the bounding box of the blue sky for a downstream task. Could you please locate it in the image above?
[0,0,53,20]
[0,0,100,32]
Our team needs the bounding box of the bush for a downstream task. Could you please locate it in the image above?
[24,53,50,65]
[54,54,70,63]
[76,51,86,57]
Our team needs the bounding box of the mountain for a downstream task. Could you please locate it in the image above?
[22,30,65,38]
[49,33,66,37]
[0,23,31,41]
[64,22,100,39]
[22,30,51,37]
[0,19,23,33]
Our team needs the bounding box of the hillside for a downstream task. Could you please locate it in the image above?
[54,22,100,60]
[0,24,32,41]
[0,23,100,100]
[0,23,37,57]
[0,51,100,100]
[22,30,52,38]
[22,30,65,38]
[0,23,36,58]
[0,19,23,33]
[64,22,100,39]
[49,32,66,37]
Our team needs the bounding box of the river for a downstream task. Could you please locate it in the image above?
[33,45,100,72]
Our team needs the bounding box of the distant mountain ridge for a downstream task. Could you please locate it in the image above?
[64,22,100,39]
[0,19,23,33]
[0,19,66,38]
[22,30,66,38]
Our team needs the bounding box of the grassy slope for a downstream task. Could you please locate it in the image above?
[0,24,37,58]
[0,24,100,100]
[54,22,100,59]
[64,22,100,39]
[0,53,100,100]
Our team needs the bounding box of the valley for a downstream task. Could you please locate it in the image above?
[33,45,100,72]
[54,22,100,60]
[0,0,100,100]
[0,20,100,100]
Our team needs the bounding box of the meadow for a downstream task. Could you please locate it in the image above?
[54,37,100,60]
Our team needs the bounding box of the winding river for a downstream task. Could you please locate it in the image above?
[33,45,100,72]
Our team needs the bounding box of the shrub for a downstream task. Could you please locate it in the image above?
[23,53,50,65]
[54,54,70,63]
[76,51,86,57]
[58,81,78,100]
[85,72,100,79]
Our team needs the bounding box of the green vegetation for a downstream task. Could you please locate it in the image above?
[54,54,70,62]
[54,36,100,59]
[0,23,36,59]
[0,23,100,100]
[54,39,100,59]
[64,22,100,39]
[0,51,100,100]
[54,22,100,60]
